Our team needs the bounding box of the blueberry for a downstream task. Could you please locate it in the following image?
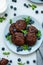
[24,3,26,6]
[18,58,21,62]
[35,10,38,14]
[7,33,11,36]
[26,5,28,8]
[17,46,23,52]
[42,23,43,28]
[17,46,20,52]
[14,7,17,10]
[14,13,16,16]
[8,63,11,65]
[24,3,28,8]
[40,0,43,1]
[2,47,5,51]
[5,35,7,38]
[37,37,41,40]
[31,21,34,24]
[26,61,29,64]
[41,11,43,13]
[30,19,32,22]
[12,0,17,2]
[19,47,23,51]
[33,60,36,63]
[10,5,13,9]
[10,60,12,63]
[5,33,11,38]
[17,49,20,52]
[29,22,32,25]
[28,47,32,51]
[4,13,8,17]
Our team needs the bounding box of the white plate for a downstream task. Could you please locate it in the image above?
[0,0,7,14]
[30,0,43,3]
[3,15,43,55]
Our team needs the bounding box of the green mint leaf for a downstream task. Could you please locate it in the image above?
[24,16,30,25]
[3,52,10,55]
[32,4,37,10]
[32,4,37,8]
[6,35,12,43]
[18,62,25,65]
[32,6,35,10]
[0,17,6,22]
[21,30,28,34]
[9,19,13,24]
[36,30,41,37]
[28,4,37,10]
[22,45,28,50]
[28,4,32,7]
[6,35,11,40]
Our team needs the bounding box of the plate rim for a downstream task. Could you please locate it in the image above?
[29,0,43,4]
[3,15,43,55]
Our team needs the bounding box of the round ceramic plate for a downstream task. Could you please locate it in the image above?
[30,0,43,3]
[3,15,43,55]
[0,0,7,14]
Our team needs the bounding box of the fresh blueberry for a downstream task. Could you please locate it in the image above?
[17,46,20,52]
[7,33,11,36]
[31,21,34,24]
[18,58,21,62]
[30,19,32,22]
[17,49,19,52]
[24,3,26,6]
[5,33,11,38]
[42,23,43,28]
[12,0,17,2]
[4,13,8,17]
[29,21,32,25]
[41,11,43,13]
[20,47,23,51]
[14,7,17,10]
[24,3,28,8]
[30,19,34,24]
[10,60,12,63]
[26,5,28,8]
[17,46,23,52]
[40,0,43,1]
[33,60,36,63]
[5,35,7,38]
[35,10,38,14]
[2,47,5,51]
[37,37,41,40]
[8,63,11,65]
[26,61,29,64]
[14,13,16,16]
[10,5,13,9]
[28,47,32,51]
